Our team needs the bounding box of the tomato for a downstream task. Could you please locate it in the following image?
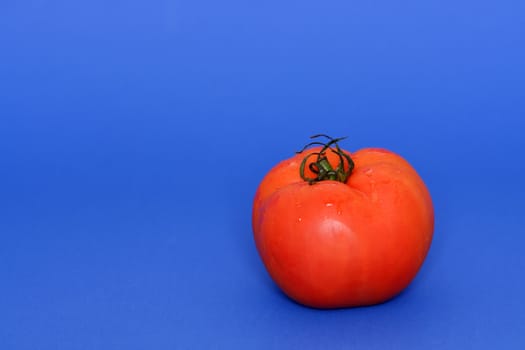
[252,135,434,309]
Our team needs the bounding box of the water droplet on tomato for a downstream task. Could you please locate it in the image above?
[298,217,302,222]
[365,168,373,176]
[325,203,334,207]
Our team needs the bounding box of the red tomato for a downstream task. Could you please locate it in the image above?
[252,136,434,309]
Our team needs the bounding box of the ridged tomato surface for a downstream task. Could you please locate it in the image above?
[252,147,434,309]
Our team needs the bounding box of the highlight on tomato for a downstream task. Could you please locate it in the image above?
[252,135,434,309]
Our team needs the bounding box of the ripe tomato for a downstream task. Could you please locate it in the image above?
[252,135,434,309]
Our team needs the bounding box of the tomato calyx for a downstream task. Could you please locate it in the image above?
[296,134,355,185]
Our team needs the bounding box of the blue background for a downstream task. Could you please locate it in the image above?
[1,0,524,349]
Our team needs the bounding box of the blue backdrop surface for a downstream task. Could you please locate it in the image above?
[1,0,524,349]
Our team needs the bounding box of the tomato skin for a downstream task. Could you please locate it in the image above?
[252,147,434,309]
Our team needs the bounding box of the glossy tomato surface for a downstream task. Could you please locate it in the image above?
[252,146,434,309]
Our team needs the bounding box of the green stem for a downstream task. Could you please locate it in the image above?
[297,135,354,185]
